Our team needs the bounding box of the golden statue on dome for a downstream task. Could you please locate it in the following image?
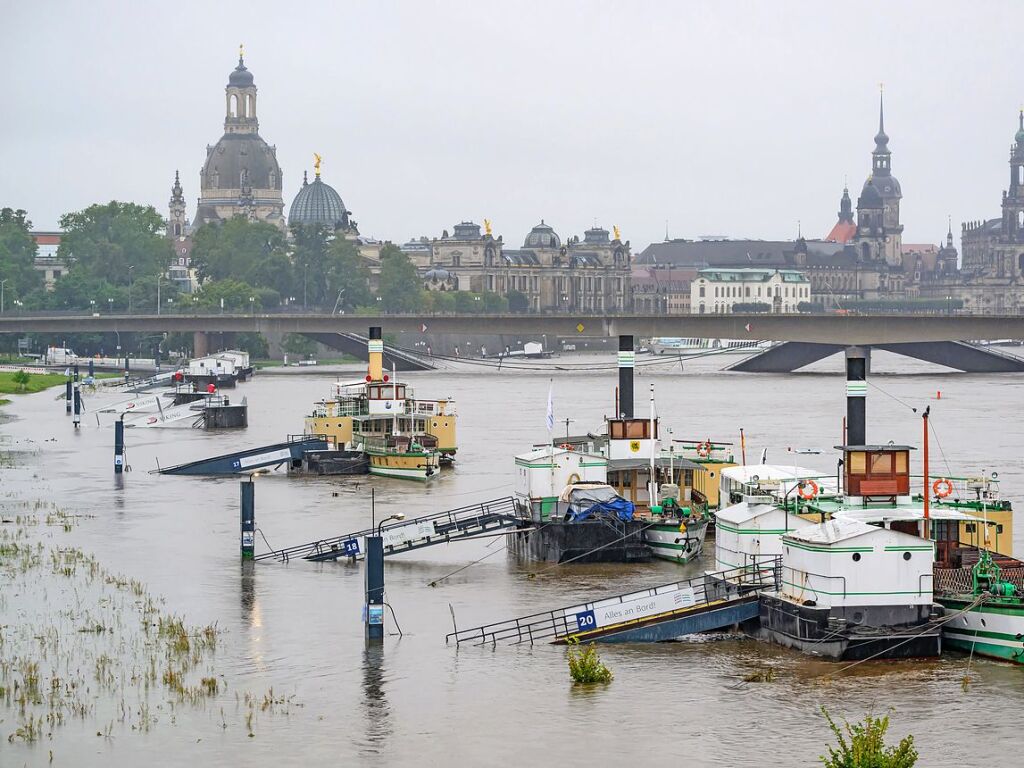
[484,219,492,236]
[313,153,322,178]
[613,225,621,241]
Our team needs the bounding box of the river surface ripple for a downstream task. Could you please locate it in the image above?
[2,350,1022,767]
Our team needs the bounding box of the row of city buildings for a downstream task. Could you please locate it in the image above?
[30,52,1024,314]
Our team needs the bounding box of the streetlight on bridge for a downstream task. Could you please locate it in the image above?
[128,265,135,313]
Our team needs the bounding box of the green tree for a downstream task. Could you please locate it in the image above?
[282,333,317,358]
[190,217,287,285]
[192,279,272,312]
[11,369,31,392]
[0,208,44,302]
[507,289,530,313]
[234,332,269,358]
[291,224,333,307]
[377,243,422,312]
[325,237,371,311]
[58,202,172,286]
[481,291,508,313]
[820,708,918,768]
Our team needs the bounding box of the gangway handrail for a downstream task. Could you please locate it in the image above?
[254,496,524,562]
[446,557,783,647]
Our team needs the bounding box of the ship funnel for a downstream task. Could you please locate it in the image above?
[845,346,868,445]
[368,326,383,381]
[618,335,634,418]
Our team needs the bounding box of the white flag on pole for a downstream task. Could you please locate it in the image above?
[546,380,554,434]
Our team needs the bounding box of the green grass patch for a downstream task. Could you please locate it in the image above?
[0,371,71,395]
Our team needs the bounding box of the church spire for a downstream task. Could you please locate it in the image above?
[871,86,892,177]
[838,185,853,223]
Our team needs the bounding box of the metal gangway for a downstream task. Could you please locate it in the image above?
[155,435,329,475]
[255,496,524,563]
[447,558,783,646]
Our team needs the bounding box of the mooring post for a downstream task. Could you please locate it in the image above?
[114,415,125,474]
[73,364,79,382]
[618,334,634,419]
[845,346,868,445]
[65,378,72,414]
[124,356,130,384]
[88,358,94,378]
[72,380,81,429]
[240,479,255,560]
[365,535,385,641]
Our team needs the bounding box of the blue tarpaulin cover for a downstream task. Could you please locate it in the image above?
[564,485,635,522]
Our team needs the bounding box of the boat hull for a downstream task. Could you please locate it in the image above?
[367,452,439,482]
[936,596,1024,664]
[644,518,709,564]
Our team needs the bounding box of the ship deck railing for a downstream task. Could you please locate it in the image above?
[254,496,524,563]
[446,557,782,647]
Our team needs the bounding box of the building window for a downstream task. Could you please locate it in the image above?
[699,286,705,298]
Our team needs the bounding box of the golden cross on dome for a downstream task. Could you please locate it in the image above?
[239,43,245,60]
[313,153,322,177]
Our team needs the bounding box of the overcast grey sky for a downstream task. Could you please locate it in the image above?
[3,1,1022,250]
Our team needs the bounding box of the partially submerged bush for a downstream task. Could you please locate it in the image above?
[567,640,613,684]
[820,707,918,767]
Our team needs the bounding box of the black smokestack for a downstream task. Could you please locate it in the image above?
[845,346,867,445]
[618,335,634,419]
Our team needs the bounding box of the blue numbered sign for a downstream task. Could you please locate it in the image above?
[575,610,597,632]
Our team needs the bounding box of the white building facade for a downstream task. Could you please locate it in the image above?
[690,267,810,314]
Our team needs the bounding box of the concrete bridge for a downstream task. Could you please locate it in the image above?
[4,312,1024,371]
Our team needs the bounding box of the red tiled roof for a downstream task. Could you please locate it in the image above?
[824,220,856,244]
[32,233,62,245]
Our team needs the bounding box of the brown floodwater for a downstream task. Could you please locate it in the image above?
[1,350,1023,767]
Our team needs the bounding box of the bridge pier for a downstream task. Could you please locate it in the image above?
[193,331,210,357]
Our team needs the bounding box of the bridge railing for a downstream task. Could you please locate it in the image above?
[446,557,782,647]
[254,496,523,562]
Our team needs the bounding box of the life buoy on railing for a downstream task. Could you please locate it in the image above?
[798,480,819,500]
[933,478,954,498]
[559,443,575,451]
[567,473,581,485]
[697,441,711,458]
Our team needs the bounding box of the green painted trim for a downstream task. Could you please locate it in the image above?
[937,598,1024,616]
[942,637,1023,662]
[784,540,873,554]
[782,579,927,597]
[943,627,1024,643]
[883,545,934,552]
[514,460,607,468]
[717,521,791,535]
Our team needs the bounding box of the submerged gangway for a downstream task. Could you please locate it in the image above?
[255,496,524,563]
[447,558,783,646]
[155,435,329,475]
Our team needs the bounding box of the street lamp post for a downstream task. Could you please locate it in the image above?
[108,298,113,314]
[156,274,161,316]
[366,512,406,642]
[128,265,135,314]
[0,279,7,314]
[249,296,255,316]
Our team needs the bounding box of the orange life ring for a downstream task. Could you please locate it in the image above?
[933,478,954,498]
[798,480,819,500]
[697,441,711,458]
[559,443,574,451]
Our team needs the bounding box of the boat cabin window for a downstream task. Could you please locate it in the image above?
[609,418,657,440]
[368,384,406,400]
[848,451,866,474]
[844,447,912,497]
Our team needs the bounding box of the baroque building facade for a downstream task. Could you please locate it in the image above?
[193,51,286,230]
[952,112,1024,313]
[406,220,632,312]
